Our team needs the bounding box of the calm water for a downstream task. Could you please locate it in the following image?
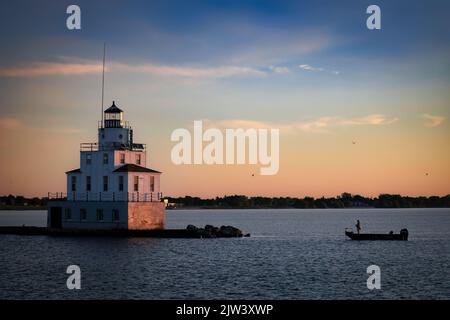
[0,209,449,299]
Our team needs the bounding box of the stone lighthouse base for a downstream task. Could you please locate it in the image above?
[47,201,165,230]
[128,202,165,230]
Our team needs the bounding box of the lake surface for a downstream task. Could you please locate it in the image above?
[0,209,449,299]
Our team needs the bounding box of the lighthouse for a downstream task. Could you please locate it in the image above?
[47,101,165,230]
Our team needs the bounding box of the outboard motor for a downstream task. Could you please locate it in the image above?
[400,228,409,240]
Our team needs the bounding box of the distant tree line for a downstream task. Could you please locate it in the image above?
[1,193,450,209]
[166,193,450,209]
[0,195,48,208]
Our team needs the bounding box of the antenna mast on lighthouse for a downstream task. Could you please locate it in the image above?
[101,42,106,128]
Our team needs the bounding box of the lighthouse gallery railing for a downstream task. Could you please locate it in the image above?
[80,142,146,151]
[48,192,163,202]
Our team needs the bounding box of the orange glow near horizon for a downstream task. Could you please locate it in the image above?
[1,115,449,198]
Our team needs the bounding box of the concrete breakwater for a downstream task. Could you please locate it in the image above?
[0,224,249,238]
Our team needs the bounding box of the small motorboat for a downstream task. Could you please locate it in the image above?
[345,228,408,241]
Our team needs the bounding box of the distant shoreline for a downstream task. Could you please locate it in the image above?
[1,205,450,211]
[165,206,450,210]
[1,193,450,210]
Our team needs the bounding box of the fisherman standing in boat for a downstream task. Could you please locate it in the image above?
[356,220,361,234]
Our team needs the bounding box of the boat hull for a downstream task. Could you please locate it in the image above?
[345,231,408,241]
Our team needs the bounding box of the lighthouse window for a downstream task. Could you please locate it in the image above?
[103,153,109,164]
[150,176,155,192]
[96,209,104,221]
[134,176,139,192]
[112,209,120,222]
[86,176,91,192]
[118,176,124,191]
[86,154,92,165]
[64,208,72,220]
[120,153,125,164]
[71,176,77,192]
[136,154,141,165]
[80,209,87,221]
[103,176,109,192]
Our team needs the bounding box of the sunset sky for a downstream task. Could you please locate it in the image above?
[0,0,449,198]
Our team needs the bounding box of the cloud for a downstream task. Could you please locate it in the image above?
[112,63,266,78]
[208,119,274,130]
[298,114,397,132]
[0,118,22,130]
[0,61,266,79]
[207,114,398,134]
[0,63,103,77]
[1,58,348,80]
[338,114,398,126]
[299,64,323,72]
[299,64,340,75]
[0,117,84,135]
[269,66,290,74]
[223,26,337,66]
[423,113,445,127]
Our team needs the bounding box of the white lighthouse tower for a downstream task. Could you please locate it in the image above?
[47,101,165,230]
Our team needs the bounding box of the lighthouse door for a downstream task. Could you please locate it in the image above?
[50,207,62,228]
